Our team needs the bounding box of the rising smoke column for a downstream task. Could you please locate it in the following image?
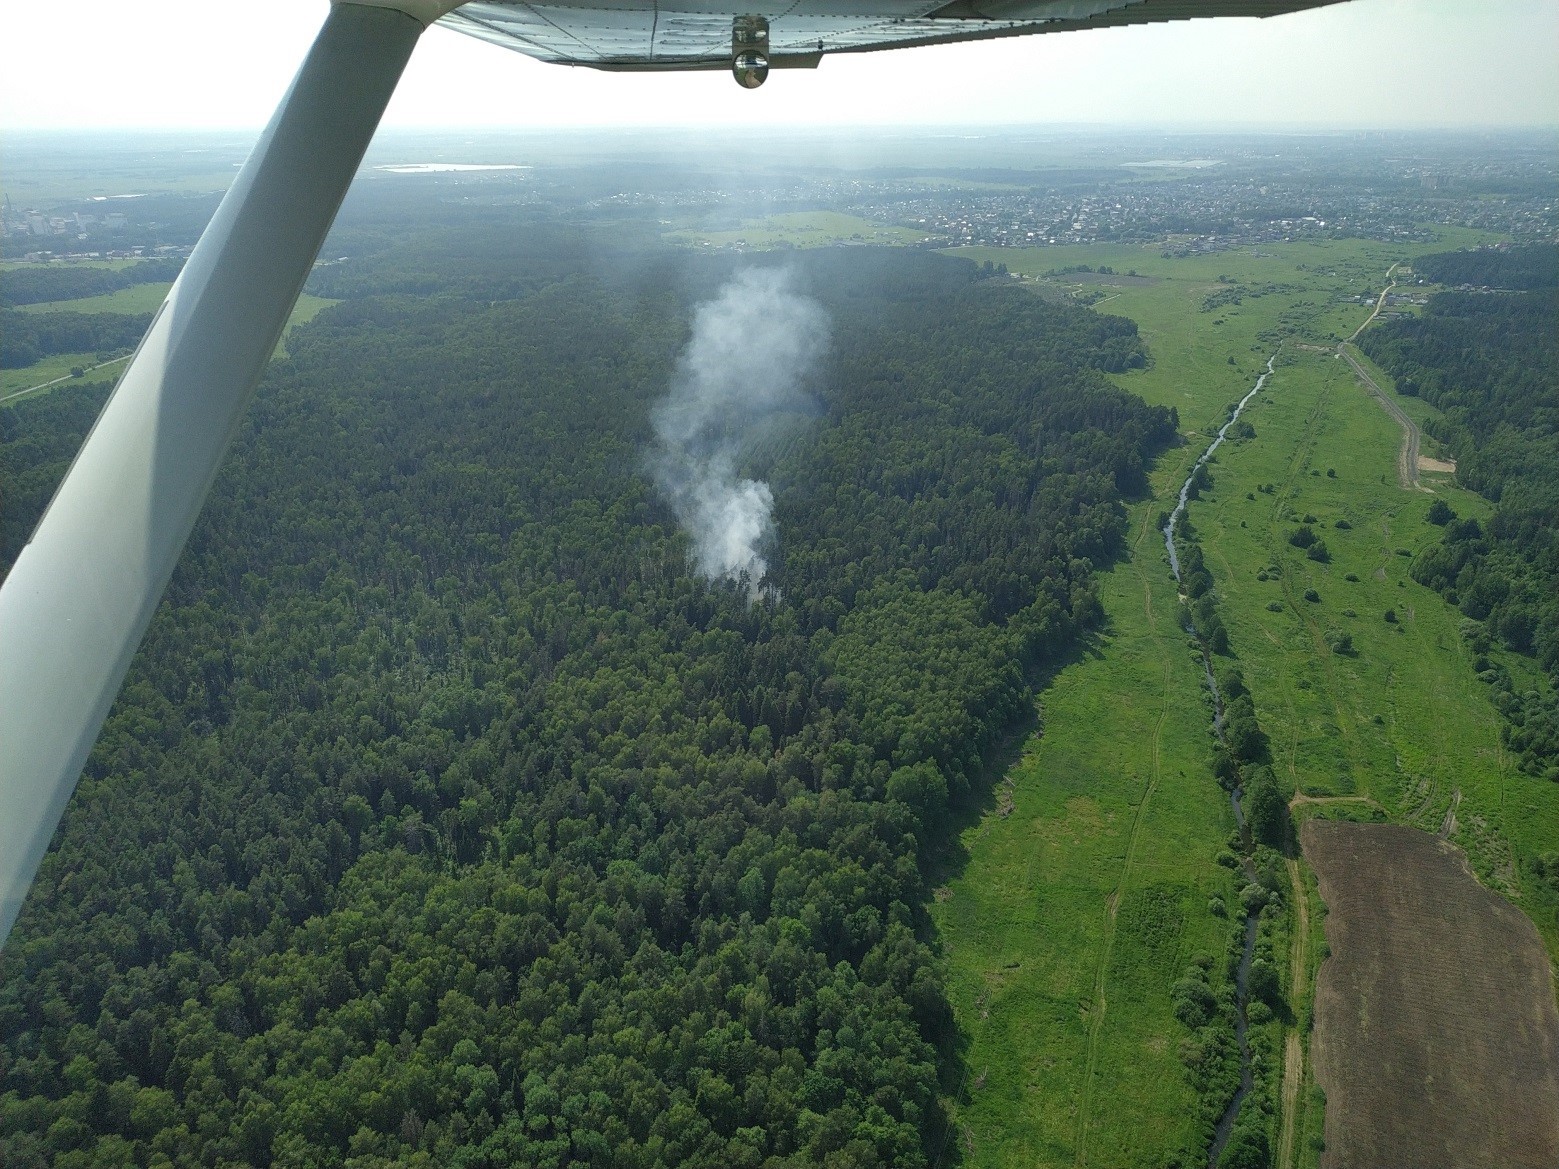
[651,268,829,596]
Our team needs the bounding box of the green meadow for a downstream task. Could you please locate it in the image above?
[15,281,173,314]
[931,227,1553,1166]
[0,258,145,271]
[1192,347,1559,936]
[1,294,337,405]
[0,352,127,402]
[931,501,1238,1167]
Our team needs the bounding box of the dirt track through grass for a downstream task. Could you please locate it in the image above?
[1338,344,1421,489]
[1306,821,1559,1169]
[1072,653,1170,1168]
[1275,857,1309,1169]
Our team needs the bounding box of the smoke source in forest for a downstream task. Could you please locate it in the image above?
[651,268,829,596]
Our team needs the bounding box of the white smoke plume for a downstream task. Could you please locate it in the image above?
[652,268,829,596]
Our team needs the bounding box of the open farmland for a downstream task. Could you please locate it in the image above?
[929,232,1559,1168]
[1304,821,1559,1169]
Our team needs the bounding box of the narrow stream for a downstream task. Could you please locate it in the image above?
[1164,353,1276,580]
[1162,352,1276,1168]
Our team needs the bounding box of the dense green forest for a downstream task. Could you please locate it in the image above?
[0,379,114,559]
[0,308,153,368]
[0,257,184,308]
[0,242,1175,1167]
[1359,244,1559,779]
[1411,243,1558,290]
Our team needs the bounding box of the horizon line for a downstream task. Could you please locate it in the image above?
[6,121,1559,137]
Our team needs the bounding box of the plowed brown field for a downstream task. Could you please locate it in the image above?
[1305,821,1559,1169]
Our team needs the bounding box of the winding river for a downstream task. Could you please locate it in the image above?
[1161,352,1277,1167]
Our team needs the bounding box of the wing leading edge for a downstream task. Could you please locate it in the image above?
[438,0,1347,72]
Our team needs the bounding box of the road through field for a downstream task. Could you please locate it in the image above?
[0,355,129,406]
[1071,671,1169,1167]
[1336,263,1425,489]
[1072,513,1173,1167]
[1338,346,1420,488]
[1346,263,1398,343]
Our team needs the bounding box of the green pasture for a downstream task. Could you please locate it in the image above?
[931,501,1238,1167]
[0,159,240,204]
[931,226,1551,1165]
[1,257,144,271]
[15,281,172,315]
[1,294,336,405]
[0,352,127,403]
[1186,349,1559,953]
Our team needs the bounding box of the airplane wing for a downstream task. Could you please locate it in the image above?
[439,0,1346,72]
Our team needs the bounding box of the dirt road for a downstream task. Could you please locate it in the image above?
[0,355,129,407]
[1336,263,1427,490]
[1347,263,1399,343]
[1338,345,1421,488]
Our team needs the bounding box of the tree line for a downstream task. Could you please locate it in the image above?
[0,308,153,369]
[1359,244,1558,781]
[0,257,183,308]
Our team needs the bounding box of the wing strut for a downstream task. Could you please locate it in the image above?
[0,2,429,945]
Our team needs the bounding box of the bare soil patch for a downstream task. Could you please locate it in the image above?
[1305,821,1559,1169]
[1417,455,1456,474]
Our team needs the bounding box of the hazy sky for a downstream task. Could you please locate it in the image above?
[2,0,1555,131]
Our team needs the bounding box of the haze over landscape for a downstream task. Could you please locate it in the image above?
[3,0,1556,131]
[2,2,1556,1167]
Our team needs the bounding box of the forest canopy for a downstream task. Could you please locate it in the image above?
[0,243,1174,1168]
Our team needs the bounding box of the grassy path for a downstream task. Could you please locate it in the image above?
[0,292,336,408]
[931,484,1229,1166]
[1073,652,1171,1167]
[1276,857,1311,1169]
[1338,344,1421,489]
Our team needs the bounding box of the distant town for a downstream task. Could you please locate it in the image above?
[5,130,1554,264]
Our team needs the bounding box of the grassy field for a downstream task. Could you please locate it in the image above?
[1,258,145,271]
[664,210,930,249]
[0,152,242,204]
[930,227,1556,1167]
[0,352,127,402]
[15,282,172,314]
[930,501,1237,1167]
[1,294,337,406]
[1304,821,1559,1169]
[1182,349,1559,886]
[271,293,338,358]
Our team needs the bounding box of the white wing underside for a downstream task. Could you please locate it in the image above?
[439,0,1345,71]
